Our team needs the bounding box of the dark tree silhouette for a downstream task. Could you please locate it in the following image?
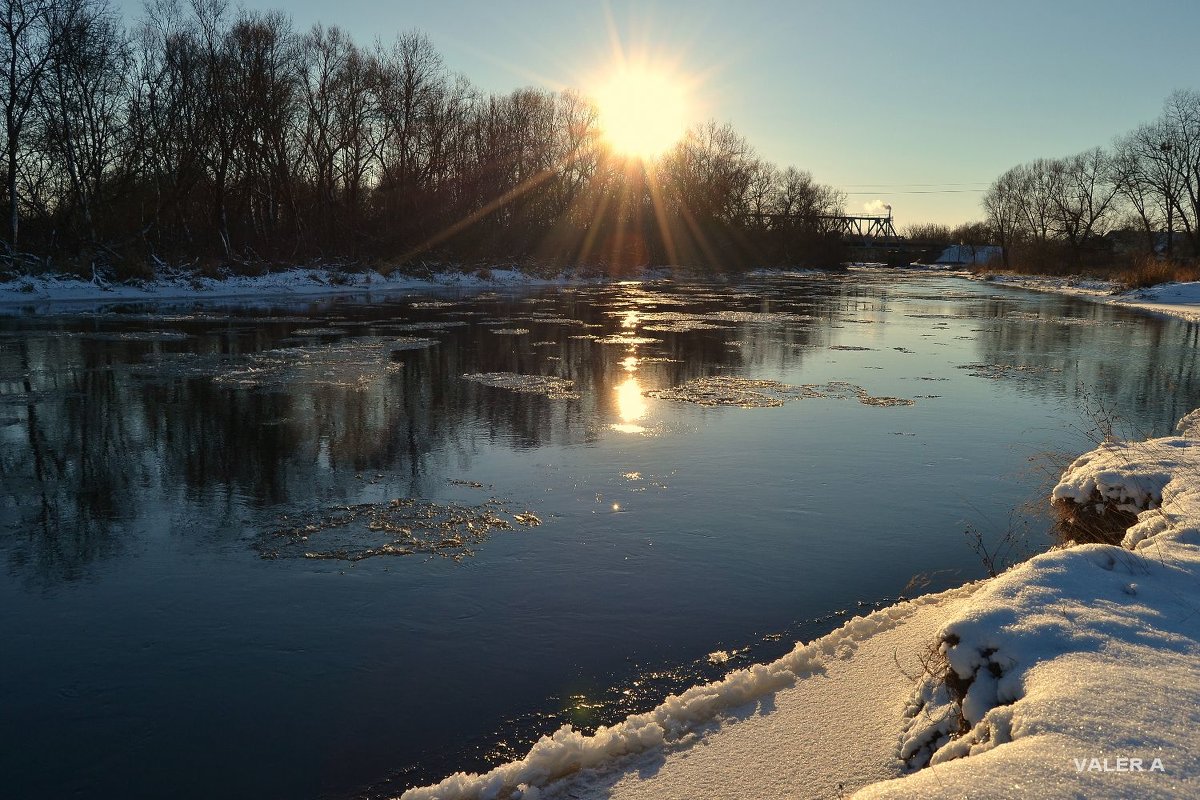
[0,0,848,277]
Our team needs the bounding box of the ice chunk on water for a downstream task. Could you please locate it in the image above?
[462,372,580,400]
[257,497,541,562]
[646,376,914,409]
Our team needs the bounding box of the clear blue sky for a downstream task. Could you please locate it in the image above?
[119,0,1200,227]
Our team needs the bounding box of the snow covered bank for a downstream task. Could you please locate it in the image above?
[399,587,981,800]
[860,411,1200,798]
[0,266,599,310]
[982,273,1200,324]
[404,410,1200,800]
[0,264,859,311]
[1112,280,1200,324]
[536,591,981,800]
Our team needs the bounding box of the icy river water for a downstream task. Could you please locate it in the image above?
[3,269,1200,799]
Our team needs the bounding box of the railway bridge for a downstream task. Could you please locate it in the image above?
[747,211,900,245]
[746,209,941,264]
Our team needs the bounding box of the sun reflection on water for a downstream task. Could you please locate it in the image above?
[614,375,648,434]
[613,304,650,433]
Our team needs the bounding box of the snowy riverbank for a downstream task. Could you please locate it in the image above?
[980,272,1200,324]
[0,265,835,311]
[8,264,1199,328]
[403,410,1200,799]
[0,266,611,310]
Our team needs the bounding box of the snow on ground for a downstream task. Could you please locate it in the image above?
[535,589,978,800]
[982,273,1200,324]
[0,266,597,309]
[981,273,1119,299]
[860,412,1200,799]
[399,586,982,800]
[10,263,1200,327]
[404,410,1200,800]
[934,244,1003,266]
[1114,280,1200,324]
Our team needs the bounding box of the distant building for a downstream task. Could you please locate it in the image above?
[933,244,1003,266]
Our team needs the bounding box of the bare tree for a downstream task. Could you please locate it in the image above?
[298,24,382,250]
[130,0,210,250]
[1160,89,1200,254]
[374,30,444,240]
[0,4,875,273]
[904,222,952,242]
[0,0,68,248]
[1049,148,1118,263]
[983,166,1023,269]
[224,10,300,251]
[1112,131,1167,253]
[773,166,844,219]
[189,0,237,255]
[39,0,130,243]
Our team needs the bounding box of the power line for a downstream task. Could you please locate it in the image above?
[840,182,990,187]
[843,189,986,195]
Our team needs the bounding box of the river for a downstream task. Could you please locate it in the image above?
[2,269,1199,799]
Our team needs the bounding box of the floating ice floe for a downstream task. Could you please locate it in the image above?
[291,327,348,336]
[595,334,662,346]
[256,497,541,562]
[956,362,1062,380]
[641,320,728,333]
[213,341,402,389]
[409,301,458,309]
[82,330,192,341]
[645,376,914,408]
[383,321,469,332]
[132,352,242,380]
[462,372,580,400]
[386,336,439,350]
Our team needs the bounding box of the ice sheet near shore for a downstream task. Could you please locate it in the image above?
[0,266,601,308]
[8,264,1200,328]
[981,273,1200,324]
[0,265,823,309]
[403,410,1200,800]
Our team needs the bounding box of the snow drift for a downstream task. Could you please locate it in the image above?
[861,412,1200,799]
[399,589,975,800]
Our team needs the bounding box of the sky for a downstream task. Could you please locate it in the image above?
[117,0,1200,228]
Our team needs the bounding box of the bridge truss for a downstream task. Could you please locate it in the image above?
[814,214,899,242]
[745,212,900,245]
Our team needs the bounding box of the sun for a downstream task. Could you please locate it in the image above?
[595,66,687,160]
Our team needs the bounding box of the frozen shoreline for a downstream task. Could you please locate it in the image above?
[8,264,1199,327]
[977,272,1200,324]
[0,265,824,311]
[0,266,607,311]
[404,409,1200,800]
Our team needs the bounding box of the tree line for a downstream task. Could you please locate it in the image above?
[0,0,847,279]
[981,90,1200,273]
